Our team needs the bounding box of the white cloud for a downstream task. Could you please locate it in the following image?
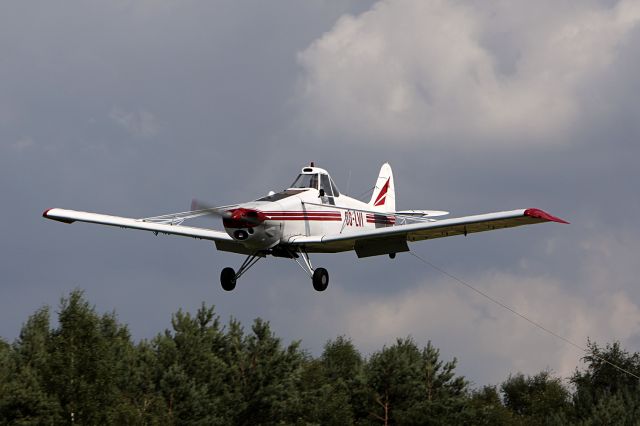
[295,0,640,148]
[10,136,34,151]
[110,107,159,139]
[260,229,640,386]
[313,269,640,385]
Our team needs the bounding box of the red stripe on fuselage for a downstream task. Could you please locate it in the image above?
[268,217,342,221]
[366,213,395,225]
[265,211,340,214]
[265,210,342,221]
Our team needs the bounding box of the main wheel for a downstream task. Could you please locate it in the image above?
[312,268,329,292]
[220,267,237,291]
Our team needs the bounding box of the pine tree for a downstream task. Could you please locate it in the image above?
[154,304,232,424]
[44,290,139,423]
[395,341,469,425]
[228,318,306,425]
[1,306,60,423]
[463,385,516,425]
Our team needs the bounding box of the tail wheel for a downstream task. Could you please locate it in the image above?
[220,267,237,291]
[312,268,329,292]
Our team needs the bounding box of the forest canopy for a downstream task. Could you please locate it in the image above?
[1,290,639,425]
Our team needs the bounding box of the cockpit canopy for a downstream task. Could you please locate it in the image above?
[289,167,340,197]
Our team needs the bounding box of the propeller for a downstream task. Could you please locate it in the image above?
[190,199,266,228]
[190,198,232,219]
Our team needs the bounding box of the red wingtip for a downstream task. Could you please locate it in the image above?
[42,208,53,218]
[524,208,569,224]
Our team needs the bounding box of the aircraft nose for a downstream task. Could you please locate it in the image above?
[224,208,266,228]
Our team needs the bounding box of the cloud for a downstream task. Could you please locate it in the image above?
[10,136,34,151]
[110,107,159,139]
[2,0,639,390]
[295,0,640,149]
[293,267,640,385]
[258,227,640,386]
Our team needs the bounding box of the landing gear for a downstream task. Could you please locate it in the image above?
[220,253,262,291]
[219,248,330,292]
[220,267,236,291]
[293,249,329,292]
[312,268,329,291]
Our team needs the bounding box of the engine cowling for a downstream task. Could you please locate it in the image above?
[222,208,281,249]
[222,208,267,229]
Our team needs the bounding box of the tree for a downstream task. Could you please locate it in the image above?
[294,336,366,424]
[395,341,469,425]
[364,338,469,425]
[44,290,140,423]
[463,385,516,426]
[500,371,570,425]
[127,340,169,424]
[1,307,60,423]
[154,304,231,424]
[571,340,640,423]
[365,338,421,424]
[324,336,371,424]
[226,318,306,425]
[322,335,363,384]
[8,290,640,425]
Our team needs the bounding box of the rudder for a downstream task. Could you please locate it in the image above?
[369,163,395,212]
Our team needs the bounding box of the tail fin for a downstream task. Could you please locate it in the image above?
[369,163,395,212]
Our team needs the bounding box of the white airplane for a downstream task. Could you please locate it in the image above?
[43,163,568,291]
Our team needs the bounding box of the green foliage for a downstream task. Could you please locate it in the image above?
[464,386,517,425]
[571,340,640,424]
[364,338,469,425]
[501,371,571,425]
[2,291,640,425]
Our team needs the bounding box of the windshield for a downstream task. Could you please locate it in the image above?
[320,174,333,196]
[330,177,340,197]
[290,173,319,189]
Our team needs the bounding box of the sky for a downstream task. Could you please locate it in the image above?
[2,0,640,387]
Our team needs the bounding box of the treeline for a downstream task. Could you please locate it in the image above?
[1,291,639,425]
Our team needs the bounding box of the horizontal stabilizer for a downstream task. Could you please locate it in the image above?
[395,210,449,217]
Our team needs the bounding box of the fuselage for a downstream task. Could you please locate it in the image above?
[221,167,394,251]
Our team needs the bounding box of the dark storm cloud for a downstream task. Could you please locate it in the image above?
[0,0,375,337]
[2,0,639,386]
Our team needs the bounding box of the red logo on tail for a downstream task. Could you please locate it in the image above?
[374,178,390,207]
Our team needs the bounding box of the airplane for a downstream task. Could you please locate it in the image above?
[43,163,568,292]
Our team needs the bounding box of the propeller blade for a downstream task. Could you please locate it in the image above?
[190,200,266,227]
[190,199,232,219]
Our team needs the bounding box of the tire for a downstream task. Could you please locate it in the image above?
[220,267,237,291]
[312,268,329,292]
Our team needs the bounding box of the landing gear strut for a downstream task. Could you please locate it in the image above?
[293,249,329,292]
[220,253,262,291]
[219,249,329,292]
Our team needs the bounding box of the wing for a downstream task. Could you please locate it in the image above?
[287,208,568,257]
[43,207,236,244]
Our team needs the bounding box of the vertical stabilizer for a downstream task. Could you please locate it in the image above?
[369,163,395,212]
